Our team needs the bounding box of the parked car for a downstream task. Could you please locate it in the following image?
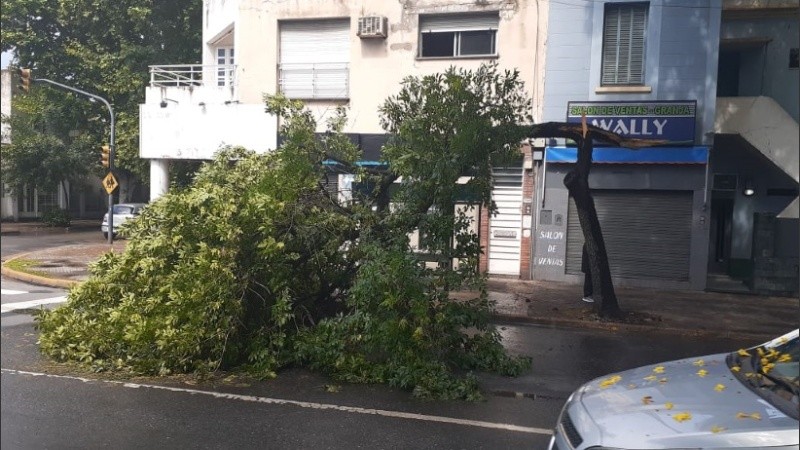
[548,329,799,450]
[101,203,146,239]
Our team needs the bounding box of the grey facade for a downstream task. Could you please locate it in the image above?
[532,0,799,295]
[710,2,799,295]
[533,0,722,290]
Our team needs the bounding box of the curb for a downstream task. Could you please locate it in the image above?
[490,313,781,342]
[0,231,21,236]
[1,252,80,289]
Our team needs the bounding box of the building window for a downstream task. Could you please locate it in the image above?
[216,47,234,87]
[418,13,498,58]
[279,20,350,99]
[790,48,799,69]
[601,3,648,85]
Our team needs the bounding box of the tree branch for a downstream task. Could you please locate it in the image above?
[528,122,674,149]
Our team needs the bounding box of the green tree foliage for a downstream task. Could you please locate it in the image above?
[1,0,201,195]
[1,87,101,208]
[36,64,531,400]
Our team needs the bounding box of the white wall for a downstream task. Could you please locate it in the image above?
[140,103,277,160]
[1,69,11,144]
[234,0,548,133]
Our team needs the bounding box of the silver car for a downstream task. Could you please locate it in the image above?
[101,203,146,239]
[549,329,799,450]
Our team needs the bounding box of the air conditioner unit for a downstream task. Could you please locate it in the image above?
[358,16,388,39]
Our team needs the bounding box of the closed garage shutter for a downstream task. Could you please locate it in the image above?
[279,20,350,99]
[566,190,692,281]
[488,167,523,275]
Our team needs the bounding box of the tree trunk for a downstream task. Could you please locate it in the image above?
[564,136,622,318]
[526,121,656,319]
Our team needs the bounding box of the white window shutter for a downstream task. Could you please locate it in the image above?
[419,13,499,33]
[279,19,350,99]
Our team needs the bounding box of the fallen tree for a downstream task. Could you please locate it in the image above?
[35,64,532,400]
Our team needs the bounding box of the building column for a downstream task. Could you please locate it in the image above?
[150,159,170,202]
[520,144,535,280]
[479,203,490,273]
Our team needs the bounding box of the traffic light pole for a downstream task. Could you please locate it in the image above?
[33,78,116,244]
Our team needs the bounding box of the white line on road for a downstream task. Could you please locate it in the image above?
[1,296,67,313]
[0,368,552,436]
[1,289,28,295]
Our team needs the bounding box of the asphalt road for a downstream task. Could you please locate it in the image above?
[2,316,760,449]
[0,232,767,449]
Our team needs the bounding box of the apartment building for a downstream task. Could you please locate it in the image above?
[140,0,549,277]
[141,0,797,293]
[531,0,797,295]
[711,0,799,295]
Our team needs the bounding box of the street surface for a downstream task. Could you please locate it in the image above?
[1,231,766,449]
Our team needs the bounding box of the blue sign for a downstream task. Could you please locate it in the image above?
[567,101,696,145]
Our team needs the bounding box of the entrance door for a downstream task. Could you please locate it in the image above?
[216,47,234,87]
[708,195,734,274]
[488,167,523,275]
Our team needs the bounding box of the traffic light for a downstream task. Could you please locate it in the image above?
[17,68,32,94]
[101,145,111,168]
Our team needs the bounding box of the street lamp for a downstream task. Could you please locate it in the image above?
[28,76,117,244]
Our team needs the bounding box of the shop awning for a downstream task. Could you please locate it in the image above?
[545,146,708,164]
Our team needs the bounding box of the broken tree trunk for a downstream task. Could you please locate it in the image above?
[566,133,622,318]
[528,121,669,319]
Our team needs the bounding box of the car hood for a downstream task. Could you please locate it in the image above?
[578,353,798,449]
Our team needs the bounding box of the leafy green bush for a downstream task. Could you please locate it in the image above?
[41,208,71,227]
[36,64,531,399]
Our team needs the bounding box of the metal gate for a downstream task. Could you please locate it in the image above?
[566,190,693,281]
[488,167,523,275]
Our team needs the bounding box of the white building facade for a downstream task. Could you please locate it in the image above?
[140,0,549,277]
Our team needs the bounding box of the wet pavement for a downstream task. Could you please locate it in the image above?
[2,220,798,341]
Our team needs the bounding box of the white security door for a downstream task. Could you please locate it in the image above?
[488,167,523,275]
[216,47,234,87]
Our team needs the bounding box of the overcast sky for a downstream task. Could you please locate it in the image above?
[1,51,13,69]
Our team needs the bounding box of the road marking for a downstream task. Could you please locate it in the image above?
[1,296,67,313]
[1,289,28,295]
[0,368,552,436]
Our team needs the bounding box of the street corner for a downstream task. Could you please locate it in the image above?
[1,252,81,289]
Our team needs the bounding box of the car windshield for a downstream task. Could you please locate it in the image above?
[112,205,135,215]
[727,330,800,420]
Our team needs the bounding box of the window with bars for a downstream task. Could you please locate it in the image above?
[601,3,648,86]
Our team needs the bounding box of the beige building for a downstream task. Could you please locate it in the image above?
[141,0,549,277]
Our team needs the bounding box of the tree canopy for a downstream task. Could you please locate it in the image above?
[1,0,202,198]
[36,64,533,400]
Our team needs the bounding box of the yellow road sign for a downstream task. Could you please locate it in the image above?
[102,172,118,194]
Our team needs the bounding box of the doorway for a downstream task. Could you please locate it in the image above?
[708,194,734,274]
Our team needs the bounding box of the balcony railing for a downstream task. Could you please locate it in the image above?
[279,62,349,100]
[149,64,237,88]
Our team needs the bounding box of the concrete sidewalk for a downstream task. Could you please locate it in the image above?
[2,236,797,341]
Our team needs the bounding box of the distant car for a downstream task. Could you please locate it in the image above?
[101,203,146,239]
[548,329,799,450]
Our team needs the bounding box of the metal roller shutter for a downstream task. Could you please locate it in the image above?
[419,13,499,32]
[488,167,523,275]
[566,190,692,281]
[279,20,350,99]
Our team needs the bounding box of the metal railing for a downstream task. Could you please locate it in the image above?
[278,62,349,99]
[149,64,237,88]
